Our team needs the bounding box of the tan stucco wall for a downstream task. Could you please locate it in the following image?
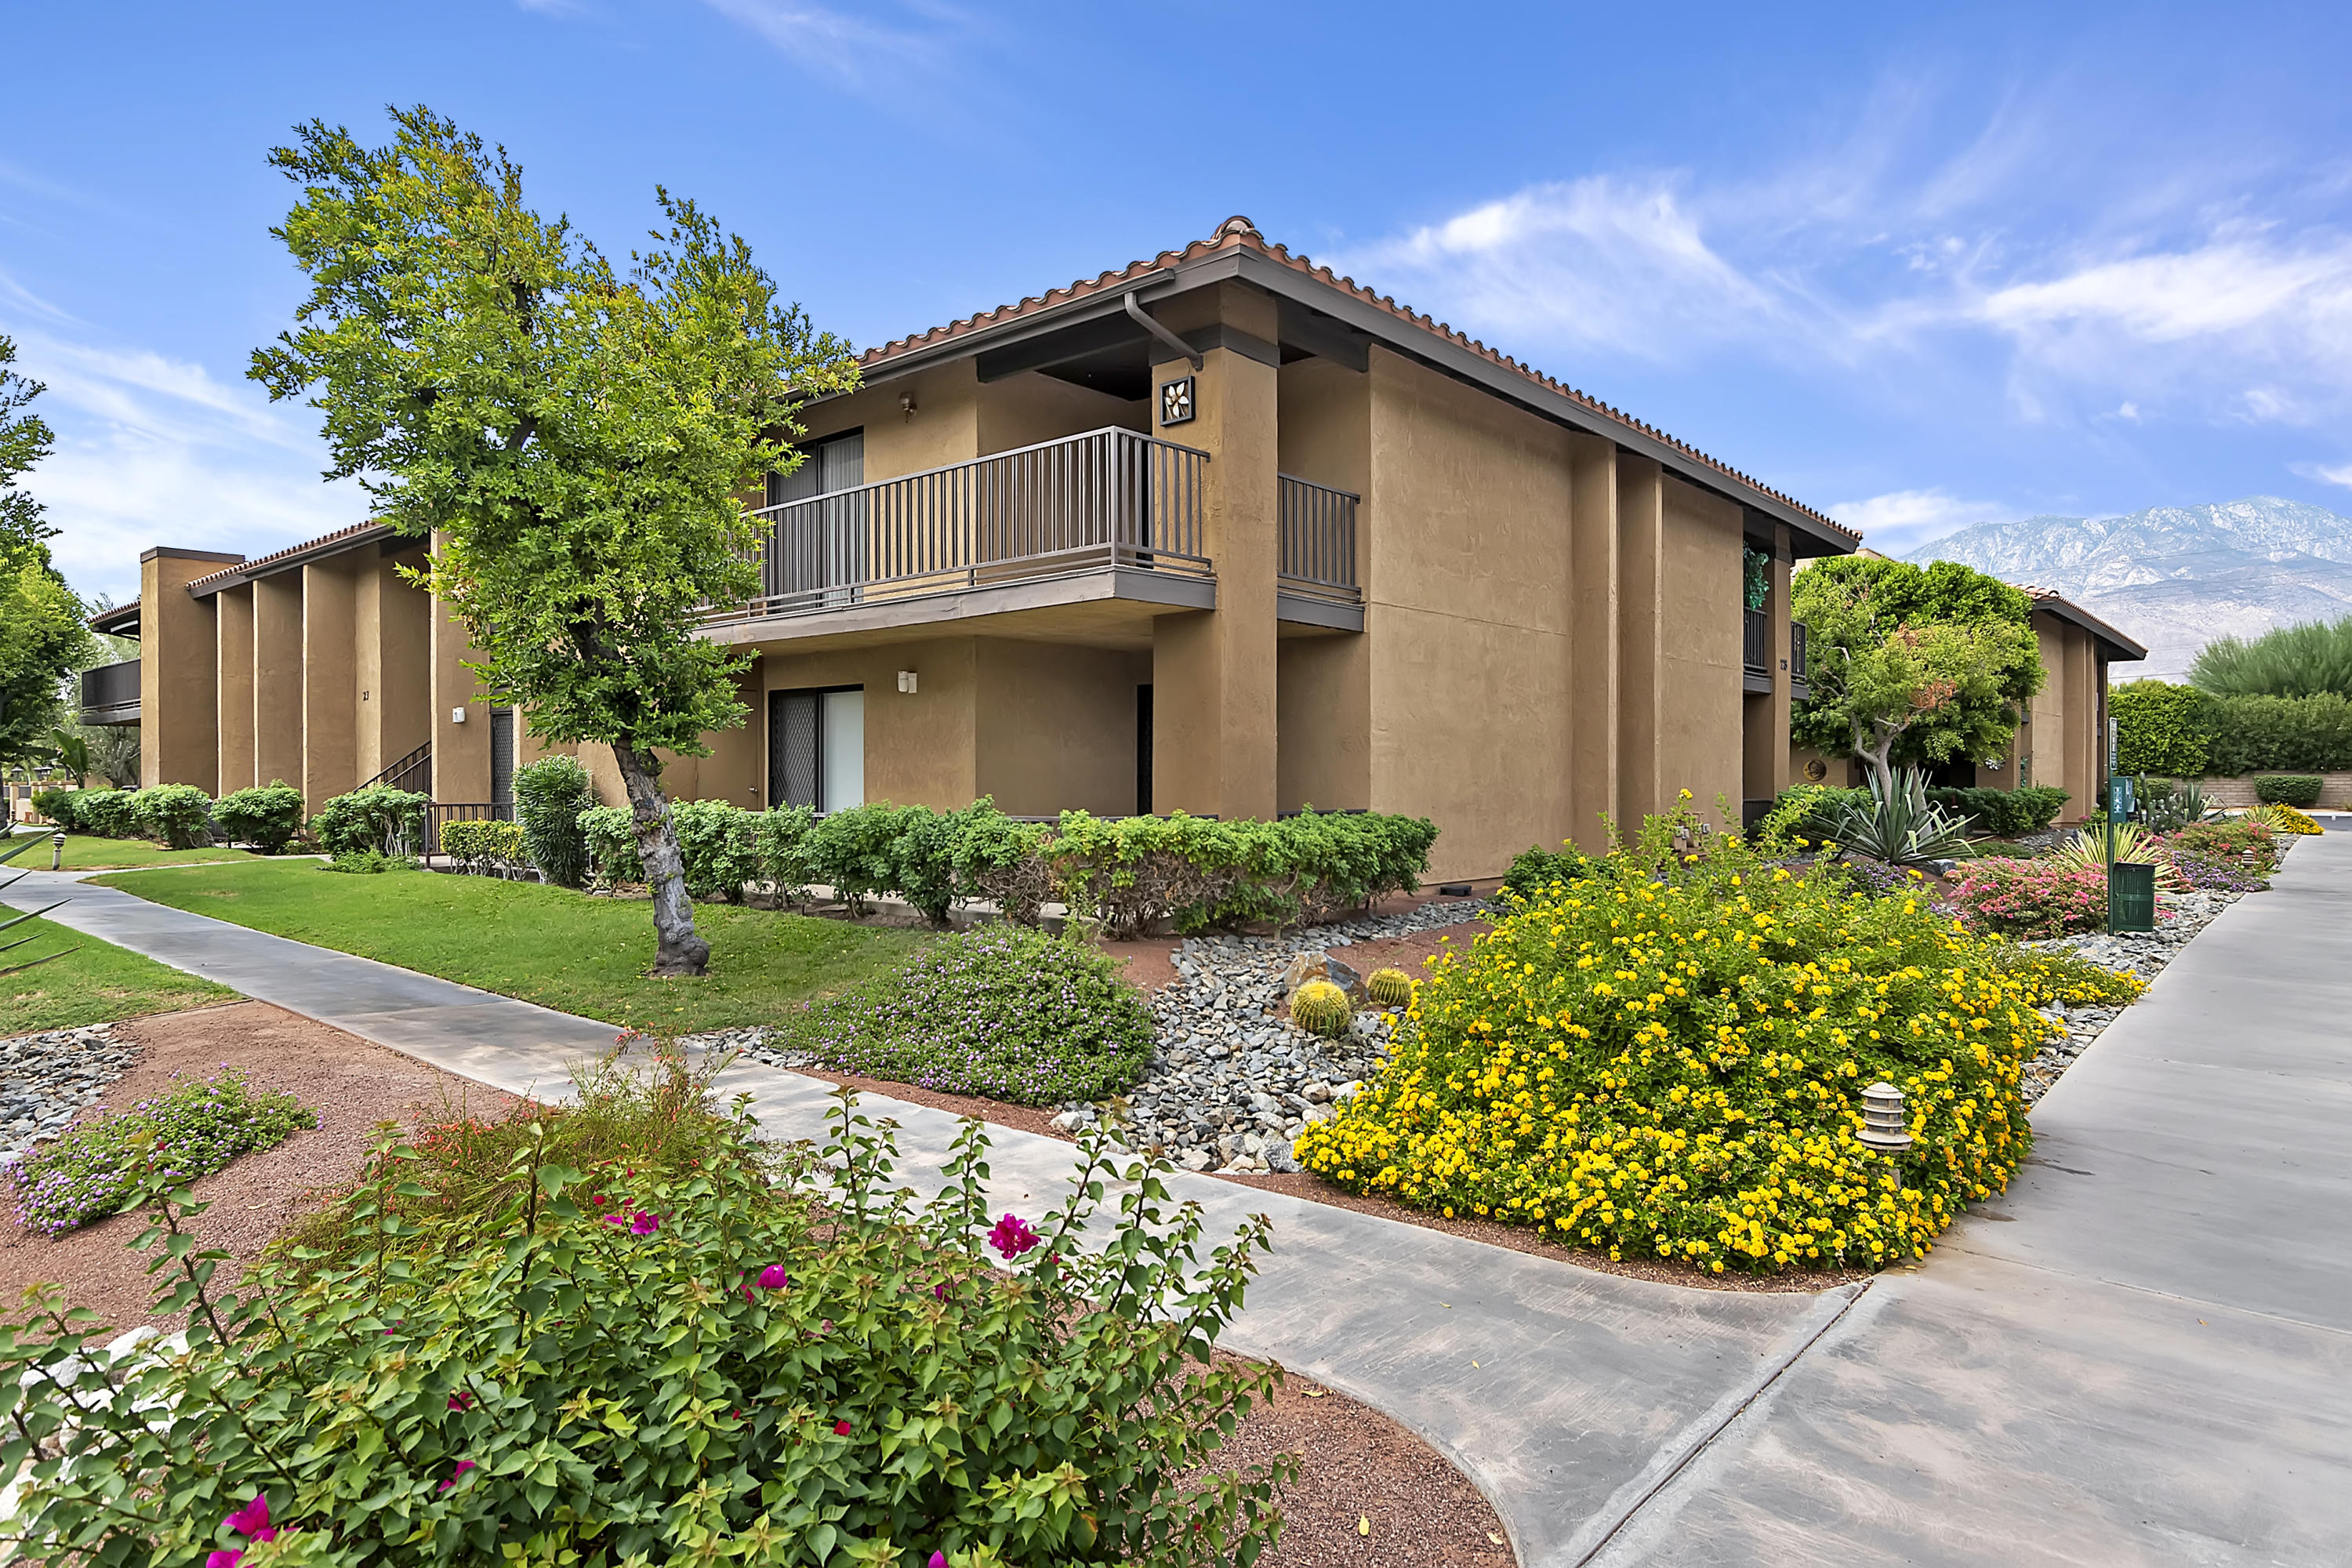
[252,573,304,792]
[430,556,492,805]
[355,549,433,782]
[975,639,1147,815]
[1657,476,1742,828]
[214,584,256,795]
[301,559,358,804]
[1277,634,1371,813]
[139,550,232,791]
[758,636,979,809]
[978,372,1146,454]
[795,361,979,483]
[1361,345,1576,879]
[2020,615,2107,818]
[1567,437,1618,853]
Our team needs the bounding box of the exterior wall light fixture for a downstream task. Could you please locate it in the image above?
[896,670,917,694]
[1858,1081,1913,1187]
[452,707,468,724]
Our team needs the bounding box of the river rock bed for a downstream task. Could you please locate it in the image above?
[0,1025,142,1167]
[2018,885,2239,1104]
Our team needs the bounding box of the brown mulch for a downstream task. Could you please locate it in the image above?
[1,1001,513,1335]
[4,1005,1519,1566]
[1212,1171,1866,1294]
[1219,1352,1513,1568]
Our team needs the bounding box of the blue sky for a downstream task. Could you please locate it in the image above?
[9,0,2352,604]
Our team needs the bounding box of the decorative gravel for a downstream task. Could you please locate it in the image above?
[0,1025,140,1168]
[2017,885,2241,1104]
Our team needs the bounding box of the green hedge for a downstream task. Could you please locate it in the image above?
[1924,785,2069,837]
[310,785,429,856]
[514,755,594,887]
[2113,680,2209,777]
[213,782,306,853]
[132,784,213,850]
[2117,679,2352,776]
[2254,774,2324,806]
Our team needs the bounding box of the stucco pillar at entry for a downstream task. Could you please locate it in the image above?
[430,532,492,804]
[1149,281,1280,822]
[138,548,237,791]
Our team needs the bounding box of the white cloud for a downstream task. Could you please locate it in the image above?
[2294,460,2352,489]
[1827,488,2011,554]
[695,0,962,89]
[4,322,362,604]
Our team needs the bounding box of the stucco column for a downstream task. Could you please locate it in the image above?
[430,532,491,803]
[137,548,239,791]
[302,557,358,804]
[1148,281,1280,822]
[214,583,256,794]
[252,573,304,791]
[1615,455,1664,829]
[355,548,434,782]
[1568,437,1618,852]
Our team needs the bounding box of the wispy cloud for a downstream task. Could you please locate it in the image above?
[695,0,966,89]
[2295,460,2352,490]
[1828,488,2013,554]
[3,321,361,604]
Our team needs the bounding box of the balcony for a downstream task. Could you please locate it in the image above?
[79,659,140,726]
[1278,474,1363,631]
[1791,621,1809,700]
[1741,614,1811,697]
[702,427,1217,645]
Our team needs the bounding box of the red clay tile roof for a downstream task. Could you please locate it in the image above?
[860,215,1858,546]
[2016,583,2148,661]
[185,521,395,594]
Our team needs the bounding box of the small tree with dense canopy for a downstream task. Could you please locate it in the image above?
[1791,556,2043,797]
[2190,612,2352,700]
[249,107,857,974]
[0,335,92,771]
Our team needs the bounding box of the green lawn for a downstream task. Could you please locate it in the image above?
[5,831,264,872]
[2,902,239,1036]
[90,859,928,1034]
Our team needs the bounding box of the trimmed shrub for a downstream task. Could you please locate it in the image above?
[949,801,1052,926]
[2254,773,2323,807]
[310,784,428,856]
[1944,857,2109,939]
[72,788,140,839]
[1049,811,1240,940]
[773,924,1157,1103]
[6,1068,314,1236]
[1504,843,1592,901]
[579,804,641,888]
[2,1087,1292,1568]
[1924,785,2069,839]
[438,818,528,875]
[514,754,595,887]
[803,802,905,917]
[2112,679,2210,778]
[889,802,964,927]
[673,798,762,902]
[754,803,817,901]
[1295,802,2094,1274]
[1289,979,1353,1038]
[131,782,213,849]
[212,781,306,853]
[1367,967,1414,1009]
[29,786,81,831]
[2205,691,2352,775]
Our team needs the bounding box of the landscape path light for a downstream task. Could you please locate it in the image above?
[1857,1081,1913,1189]
[52,831,64,871]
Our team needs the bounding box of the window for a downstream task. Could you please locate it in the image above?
[769,686,864,811]
[767,430,866,604]
[490,709,516,821]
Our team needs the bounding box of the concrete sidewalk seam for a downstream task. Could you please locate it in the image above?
[1935,1236,2352,1341]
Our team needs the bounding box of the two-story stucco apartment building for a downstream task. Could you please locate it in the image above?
[90,216,1886,879]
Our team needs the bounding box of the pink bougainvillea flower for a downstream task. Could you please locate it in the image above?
[223,1495,273,1540]
[986,1213,1041,1259]
[757,1264,790,1289]
[833,1419,852,1436]
[207,1551,244,1568]
[602,1212,629,1227]
[933,1282,948,1301]
[590,1194,608,1207]
[448,1391,476,1411]
[630,1211,661,1236]
[439,1460,477,1494]
[931,1553,947,1568]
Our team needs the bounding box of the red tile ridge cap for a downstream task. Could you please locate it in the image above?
[856,219,1858,543]
[185,519,396,592]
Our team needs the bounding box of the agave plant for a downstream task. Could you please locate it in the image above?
[1802,768,1975,869]
[2049,822,2188,891]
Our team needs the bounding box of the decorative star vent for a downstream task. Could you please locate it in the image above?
[1159,376,1195,426]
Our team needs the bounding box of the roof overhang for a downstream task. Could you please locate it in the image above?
[2032,593,2147,662]
[852,242,1861,560]
[89,600,142,637]
[187,523,401,597]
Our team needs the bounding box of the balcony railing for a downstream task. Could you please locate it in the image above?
[711,426,1211,624]
[1742,608,1769,677]
[1278,474,1362,607]
[1791,621,1809,698]
[78,659,140,726]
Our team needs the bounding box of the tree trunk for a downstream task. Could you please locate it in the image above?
[610,742,710,978]
[1854,727,1897,801]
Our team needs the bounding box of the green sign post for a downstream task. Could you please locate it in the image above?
[2105,775,2155,932]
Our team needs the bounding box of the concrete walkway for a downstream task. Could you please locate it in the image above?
[12,866,1840,1568]
[1592,829,2352,1567]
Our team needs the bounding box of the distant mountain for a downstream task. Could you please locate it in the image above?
[1904,496,2352,681]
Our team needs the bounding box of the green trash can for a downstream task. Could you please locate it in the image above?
[2108,861,2157,932]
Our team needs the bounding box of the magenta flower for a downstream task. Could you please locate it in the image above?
[986,1213,1041,1260]
[207,1552,244,1568]
[931,1553,947,1568]
[223,1495,275,1541]
[439,1460,477,1494]
[757,1264,790,1289]
[630,1211,661,1236]
[833,1419,852,1436]
[602,1212,628,1227]
[933,1282,948,1301]
[448,1391,476,1412]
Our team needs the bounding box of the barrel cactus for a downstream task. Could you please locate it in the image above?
[1367,967,1414,1010]
[1290,978,1354,1038]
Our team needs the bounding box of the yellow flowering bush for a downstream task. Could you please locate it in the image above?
[1295,802,2143,1275]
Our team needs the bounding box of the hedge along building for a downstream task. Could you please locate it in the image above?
[1785,582,2146,822]
[85,216,1861,880]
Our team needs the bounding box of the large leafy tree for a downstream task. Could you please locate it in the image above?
[1791,555,2042,797]
[0,336,92,771]
[250,107,857,975]
[2189,612,2352,699]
